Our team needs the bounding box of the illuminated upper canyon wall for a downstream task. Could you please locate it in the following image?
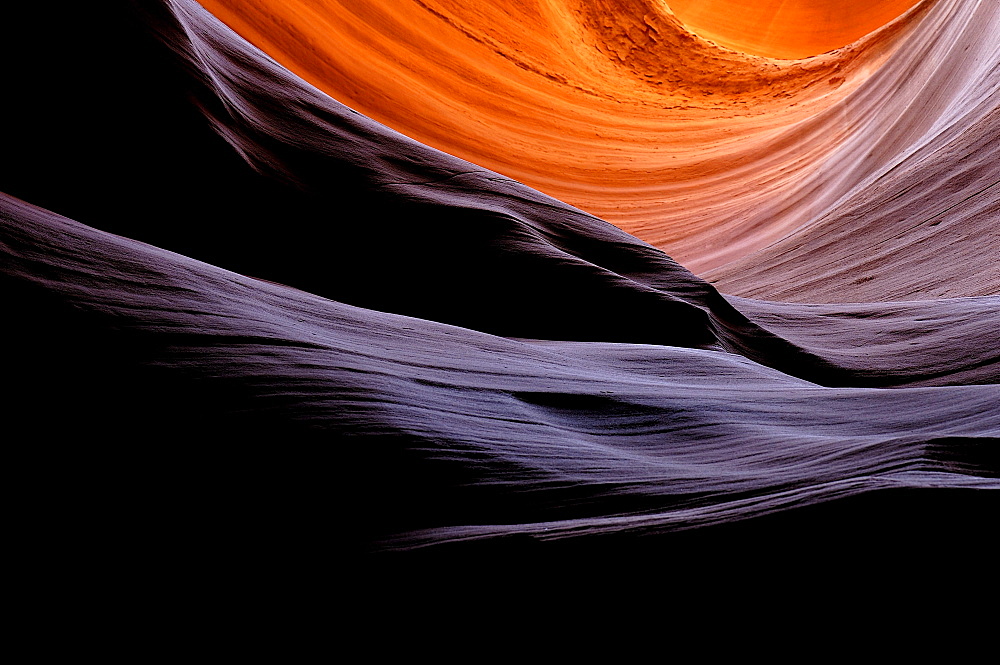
[198,0,930,271]
[666,0,923,59]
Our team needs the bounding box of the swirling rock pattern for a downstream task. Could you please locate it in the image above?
[198,0,999,304]
[1,0,996,571]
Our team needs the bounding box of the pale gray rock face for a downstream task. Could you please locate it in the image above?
[0,0,996,568]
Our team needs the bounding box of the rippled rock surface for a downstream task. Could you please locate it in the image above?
[2,2,996,577]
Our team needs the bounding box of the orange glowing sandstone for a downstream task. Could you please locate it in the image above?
[197,0,926,272]
[667,0,922,60]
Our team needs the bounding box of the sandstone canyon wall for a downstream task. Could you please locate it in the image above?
[200,0,997,301]
[0,1,996,567]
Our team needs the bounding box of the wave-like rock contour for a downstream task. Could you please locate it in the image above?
[200,0,997,303]
[1,1,996,569]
